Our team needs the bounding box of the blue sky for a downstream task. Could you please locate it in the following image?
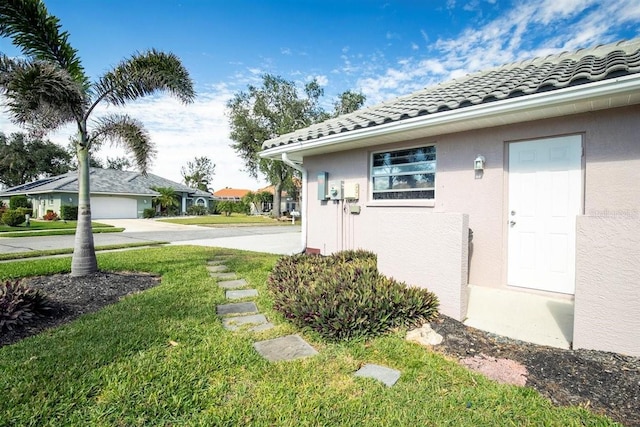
[1,0,639,189]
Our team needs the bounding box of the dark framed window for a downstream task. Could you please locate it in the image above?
[371,145,436,200]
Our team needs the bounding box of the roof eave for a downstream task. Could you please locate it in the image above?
[260,74,640,161]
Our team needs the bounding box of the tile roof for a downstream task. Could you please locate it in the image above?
[0,168,212,198]
[213,188,251,199]
[262,38,640,150]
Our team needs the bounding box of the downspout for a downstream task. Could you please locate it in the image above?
[281,153,307,253]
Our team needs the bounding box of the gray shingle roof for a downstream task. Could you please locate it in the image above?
[0,168,212,198]
[262,38,640,150]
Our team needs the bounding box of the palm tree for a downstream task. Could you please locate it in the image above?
[0,0,194,276]
[152,187,180,216]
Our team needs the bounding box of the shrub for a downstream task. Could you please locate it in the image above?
[43,210,59,221]
[9,195,31,210]
[0,280,53,331]
[17,207,34,218]
[143,208,156,219]
[268,250,439,341]
[60,205,78,221]
[186,205,207,216]
[1,209,26,227]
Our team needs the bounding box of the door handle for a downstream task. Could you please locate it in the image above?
[509,220,516,226]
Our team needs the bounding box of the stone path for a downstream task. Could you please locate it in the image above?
[209,255,401,386]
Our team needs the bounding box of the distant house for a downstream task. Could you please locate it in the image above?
[259,39,640,357]
[257,184,299,213]
[0,168,214,219]
[212,188,251,201]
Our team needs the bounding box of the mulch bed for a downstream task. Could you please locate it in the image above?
[1,273,638,426]
[430,316,640,426]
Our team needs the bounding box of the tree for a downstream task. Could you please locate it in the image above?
[334,90,366,117]
[181,156,215,191]
[0,131,71,187]
[0,0,194,276]
[152,186,179,216]
[105,156,132,170]
[227,75,365,217]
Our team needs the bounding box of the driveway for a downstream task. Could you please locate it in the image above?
[0,219,302,256]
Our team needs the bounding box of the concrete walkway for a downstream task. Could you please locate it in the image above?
[173,232,302,255]
[464,285,574,349]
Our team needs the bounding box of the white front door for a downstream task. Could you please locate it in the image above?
[507,135,583,294]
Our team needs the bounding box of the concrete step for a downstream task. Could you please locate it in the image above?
[226,289,258,300]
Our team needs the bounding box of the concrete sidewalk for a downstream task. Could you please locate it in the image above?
[172,232,302,255]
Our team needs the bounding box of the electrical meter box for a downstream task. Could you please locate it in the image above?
[344,182,359,200]
[328,180,343,200]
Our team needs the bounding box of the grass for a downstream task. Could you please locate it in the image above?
[0,241,167,261]
[159,213,298,226]
[0,220,123,237]
[0,220,114,232]
[0,246,620,426]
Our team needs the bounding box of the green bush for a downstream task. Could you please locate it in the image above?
[268,250,439,341]
[143,208,156,218]
[1,209,26,227]
[9,195,31,210]
[0,280,53,331]
[60,205,78,221]
[186,205,207,216]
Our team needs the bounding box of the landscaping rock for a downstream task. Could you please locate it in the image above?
[217,279,248,289]
[460,354,528,386]
[354,364,401,387]
[253,335,318,362]
[226,289,258,300]
[406,323,444,346]
[216,302,258,316]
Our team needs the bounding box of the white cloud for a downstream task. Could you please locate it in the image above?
[411,42,419,50]
[281,48,292,55]
[310,75,329,86]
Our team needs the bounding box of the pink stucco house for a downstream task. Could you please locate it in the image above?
[260,39,640,357]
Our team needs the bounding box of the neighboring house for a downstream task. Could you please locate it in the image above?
[0,168,214,219]
[212,187,251,202]
[260,39,640,357]
[257,184,299,214]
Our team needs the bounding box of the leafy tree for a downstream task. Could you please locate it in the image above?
[334,90,366,117]
[152,186,179,216]
[227,74,365,217]
[181,156,215,191]
[105,156,132,170]
[0,132,71,188]
[0,0,194,276]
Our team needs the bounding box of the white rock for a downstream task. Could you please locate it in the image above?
[406,324,444,346]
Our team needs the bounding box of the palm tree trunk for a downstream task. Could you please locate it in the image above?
[71,143,98,276]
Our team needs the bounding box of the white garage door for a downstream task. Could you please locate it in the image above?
[91,196,138,219]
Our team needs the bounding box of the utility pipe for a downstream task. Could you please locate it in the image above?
[281,152,307,253]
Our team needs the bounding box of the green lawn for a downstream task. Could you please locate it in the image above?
[0,220,114,232]
[0,241,167,261]
[159,213,298,226]
[0,247,619,426]
[0,220,123,237]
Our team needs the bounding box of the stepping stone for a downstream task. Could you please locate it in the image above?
[226,289,258,300]
[217,302,258,316]
[223,314,274,331]
[207,265,229,273]
[254,334,318,362]
[218,279,248,289]
[207,260,226,266]
[213,255,233,260]
[354,364,401,387]
[211,272,237,280]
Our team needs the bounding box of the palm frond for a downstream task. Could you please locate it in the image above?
[90,114,156,174]
[0,56,86,136]
[0,0,88,86]
[93,49,195,109]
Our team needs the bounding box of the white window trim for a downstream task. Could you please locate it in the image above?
[368,143,436,206]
